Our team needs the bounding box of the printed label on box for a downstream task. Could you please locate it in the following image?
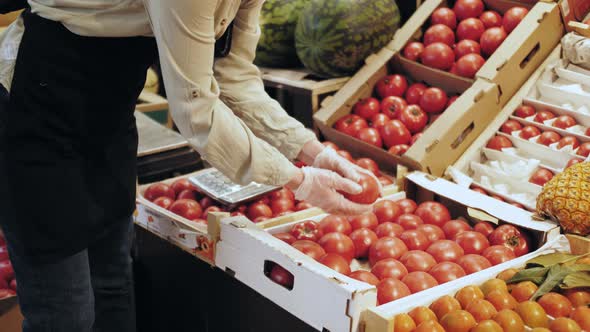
[143,207,173,237]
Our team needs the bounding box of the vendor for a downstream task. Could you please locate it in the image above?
[0,1,378,331]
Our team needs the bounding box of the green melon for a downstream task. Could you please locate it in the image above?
[255,0,307,68]
[295,0,401,78]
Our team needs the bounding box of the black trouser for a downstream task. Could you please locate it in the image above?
[0,10,156,331]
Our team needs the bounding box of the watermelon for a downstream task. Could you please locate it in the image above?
[295,0,401,78]
[255,0,307,68]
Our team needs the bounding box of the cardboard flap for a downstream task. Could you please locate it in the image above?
[467,207,500,225]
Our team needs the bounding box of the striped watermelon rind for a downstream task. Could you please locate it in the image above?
[295,0,401,78]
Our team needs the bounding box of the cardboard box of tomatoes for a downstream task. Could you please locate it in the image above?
[448,45,590,212]
[214,172,559,332]
[361,234,586,332]
[555,0,590,33]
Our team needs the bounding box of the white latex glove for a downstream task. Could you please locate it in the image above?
[293,167,373,215]
[313,147,383,195]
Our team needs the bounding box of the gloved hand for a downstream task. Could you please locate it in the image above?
[293,167,373,215]
[313,147,383,195]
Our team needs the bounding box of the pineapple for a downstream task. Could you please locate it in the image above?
[536,162,590,236]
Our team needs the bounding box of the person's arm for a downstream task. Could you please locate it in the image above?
[213,0,322,162]
[142,0,300,186]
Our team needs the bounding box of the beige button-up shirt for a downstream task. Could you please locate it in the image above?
[0,0,315,186]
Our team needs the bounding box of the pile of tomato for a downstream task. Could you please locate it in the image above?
[270,198,531,305]
[391,265,590,332]
[332,73,459,156]
[402,0,529,79]
[0,232,16,300]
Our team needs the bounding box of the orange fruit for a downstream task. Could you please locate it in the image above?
[470,320,503,332]
[497,268,519,281]
[563,289,590,307]
[486,290,518,311]
[570,306,590,330]
[549,317,582,332]
[440,310,477,332]
[481,278,508,296]
[494,309,525,332]
[466,299,497,322]
[429,295,461,320]
[530,328,550,332]
[456,285,485,309]
[393,313,416,332]
[537,292,573,318]
[515,301,549,328]
[408,306,437,326]
[510,281,538,302]
[413,320,445,332]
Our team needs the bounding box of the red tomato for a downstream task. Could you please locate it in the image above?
[503,7,529,33]
[529,168,554,186]
[270,198,295,216]
[455,231,490,255]
[375,222,404,238]
[153,196,174,209]
[500,120,523,134]
[371,258,408,280]
[350,228,379,258]
[369,237,409,265]
[402,271,439,294]
[427,240,465,262]
[356,128,383,147]
[474,222,495,237]
[356,158,380,176]
[534,110,556,123]
[292,240,326,260]
[538,131,561,146]
[480,10,503,28]
[319,215,352,235]
[319,233,355,263]
[489,224,530,257]
[400,229,431,251]
[417,224,446,242]
[566,158,584,168]
[403,42,425,61]
[353,97,381,119]
[480,27,507,56]
[553,115,577,129]
[421,42,455,71]
[388,144,410,156]
[420,88,448,114]
[457,18,485,42]
[247,202,272,220]
[397,199,418,214]
[295,201,313,211]
[457,254,492,274]
[415,201,452,227]
[380,96,407,119]
[424,24,456,46]
[578,142,590,157]
[399,105,428,134]
[405,83,428,105]
[369,113,391,132]
[455,54,486,78]
[454,0,485,20]
[558,136,580,149]
[486,135,513,150]
[170,178,195,195]
[199,196,214,210]
[269,264,294,288]
[144,183,176,202]
[410,133,423,146]
[431,7,457,29]
[176,189,197,201]
[400,250,437,272]
[0,246,8,261]
[269,187,295,202]
[514,105,536,118]
[442,219,472,239]
[380,120,412,148]
[290,220,323,241]
[429,262,467,284]
[273,232,297,245]
[447,95,459,108]
[169,199,203,220]
[349,271,380,286]
[349,212,379,230]
[376,74,408,98]
[396,214,424,230]
[377,278,412,305]
[483,245,516,265]
[319,254,351,275]
[202,206,223,219]
[0,260,14,281]
[334,114,369,137]
[454,39,481,59]
[518,125,541,140]
[342,173,380,205]
[337,150,355,162]
[378,176,394,186]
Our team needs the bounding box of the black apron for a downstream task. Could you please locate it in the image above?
[0,10,157,262]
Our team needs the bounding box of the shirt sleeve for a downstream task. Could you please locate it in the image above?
[213,0,316,160]
[141,0,299,186]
